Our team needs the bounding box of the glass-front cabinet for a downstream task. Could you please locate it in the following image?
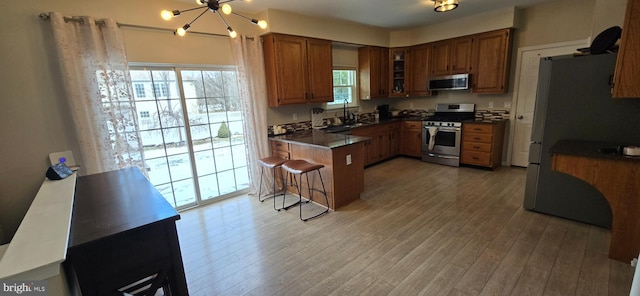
[390,48,408,97]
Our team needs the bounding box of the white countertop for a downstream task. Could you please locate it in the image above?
[0,173,77,280]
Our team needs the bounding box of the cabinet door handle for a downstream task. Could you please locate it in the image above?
[473,145,480,149]
[474,137,481,140]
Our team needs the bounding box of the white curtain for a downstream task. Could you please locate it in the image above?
[48,12,145,175]
[230,35,271,195]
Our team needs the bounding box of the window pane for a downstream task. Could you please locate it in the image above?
[136,101,161,131]
[194,150,216,176]
[152,71,179,99]
[181,70,205,99]
[218,170,237,195]
[157,100,184,128]
[199,174,220,200]
[173,178,196,207]
[146,157,171,185]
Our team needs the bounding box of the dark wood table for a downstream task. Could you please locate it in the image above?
[64,167,188,296]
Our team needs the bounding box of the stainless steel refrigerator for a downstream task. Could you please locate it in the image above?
[523,53,640,228]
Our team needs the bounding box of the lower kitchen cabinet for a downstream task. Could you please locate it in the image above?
[400,121,422,157]
[461,121,506,169]
[351,125,379,166]
[351,122,400,166]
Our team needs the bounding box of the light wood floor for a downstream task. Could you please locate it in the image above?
[176,157,634,296]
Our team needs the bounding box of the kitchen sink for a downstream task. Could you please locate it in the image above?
[323,122,368,133]
[324,125,352,133]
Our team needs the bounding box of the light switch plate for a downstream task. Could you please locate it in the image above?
[346,154,352,165]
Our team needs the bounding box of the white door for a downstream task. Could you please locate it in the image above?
[509,40,589,167]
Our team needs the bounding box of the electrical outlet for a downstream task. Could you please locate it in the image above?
[346,154,352,165]
[488,101,494,109]
[504,101,512,108]
[293,113,297,121]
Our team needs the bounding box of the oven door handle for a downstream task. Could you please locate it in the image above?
[426,153,459,159]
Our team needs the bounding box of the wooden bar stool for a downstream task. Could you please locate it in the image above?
[281,159,330,221]
[257,155,288,204]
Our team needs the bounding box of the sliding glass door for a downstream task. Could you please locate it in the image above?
[130,66,249,210]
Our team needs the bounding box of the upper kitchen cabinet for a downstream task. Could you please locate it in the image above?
[407,44,431,97]
[613,0,640,98]
[390,48,409,97]
[263,33,333,107]
[430,36,473,77]
[470,28,513,94]
[358,46,390,100]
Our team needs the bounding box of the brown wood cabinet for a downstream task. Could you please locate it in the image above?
[263,33,333,107]
[461,121,506,169]
[407,44,431,97]
[351,122,400,166]
[400,121,422,157]
[350,125,379,166]
[430,36,473,77]
[471,29,513,94]
[358,46,390,99]
[379,122,400,159]
[613,0,640,98]
[390,48,409,97]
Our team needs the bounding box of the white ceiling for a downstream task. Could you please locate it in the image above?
[211,0,555,29]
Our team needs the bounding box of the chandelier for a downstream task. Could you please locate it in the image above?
[434,0,459,12]
[161,0,268,38]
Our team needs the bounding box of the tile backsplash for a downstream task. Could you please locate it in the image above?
[268,109,511,135]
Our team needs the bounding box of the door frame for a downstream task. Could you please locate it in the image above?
[505,39,590,166]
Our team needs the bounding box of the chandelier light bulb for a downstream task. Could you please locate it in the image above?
[161,10,174,21]
[221,4,232,15]
[228,27,238,38]
[257,20,268,29]
[196,0,205,5]
[176,24,190,37]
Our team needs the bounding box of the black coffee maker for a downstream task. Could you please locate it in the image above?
[377,104,391,119]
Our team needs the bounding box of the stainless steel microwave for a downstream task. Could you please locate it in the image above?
[428,73,470,91]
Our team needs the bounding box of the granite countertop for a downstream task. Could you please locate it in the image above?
[550,139,640,162]
[472,119,509,124]
[270,129,370,149]
[269,117,508,149]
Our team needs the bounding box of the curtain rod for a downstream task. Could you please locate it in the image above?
[37,13,256,39]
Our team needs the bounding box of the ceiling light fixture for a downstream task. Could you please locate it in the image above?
[434,0,459,12]
[161,0,268,38]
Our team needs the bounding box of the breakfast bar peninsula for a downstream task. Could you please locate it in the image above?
[269,130,369,209]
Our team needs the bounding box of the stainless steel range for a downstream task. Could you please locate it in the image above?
[422,103,475,166]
